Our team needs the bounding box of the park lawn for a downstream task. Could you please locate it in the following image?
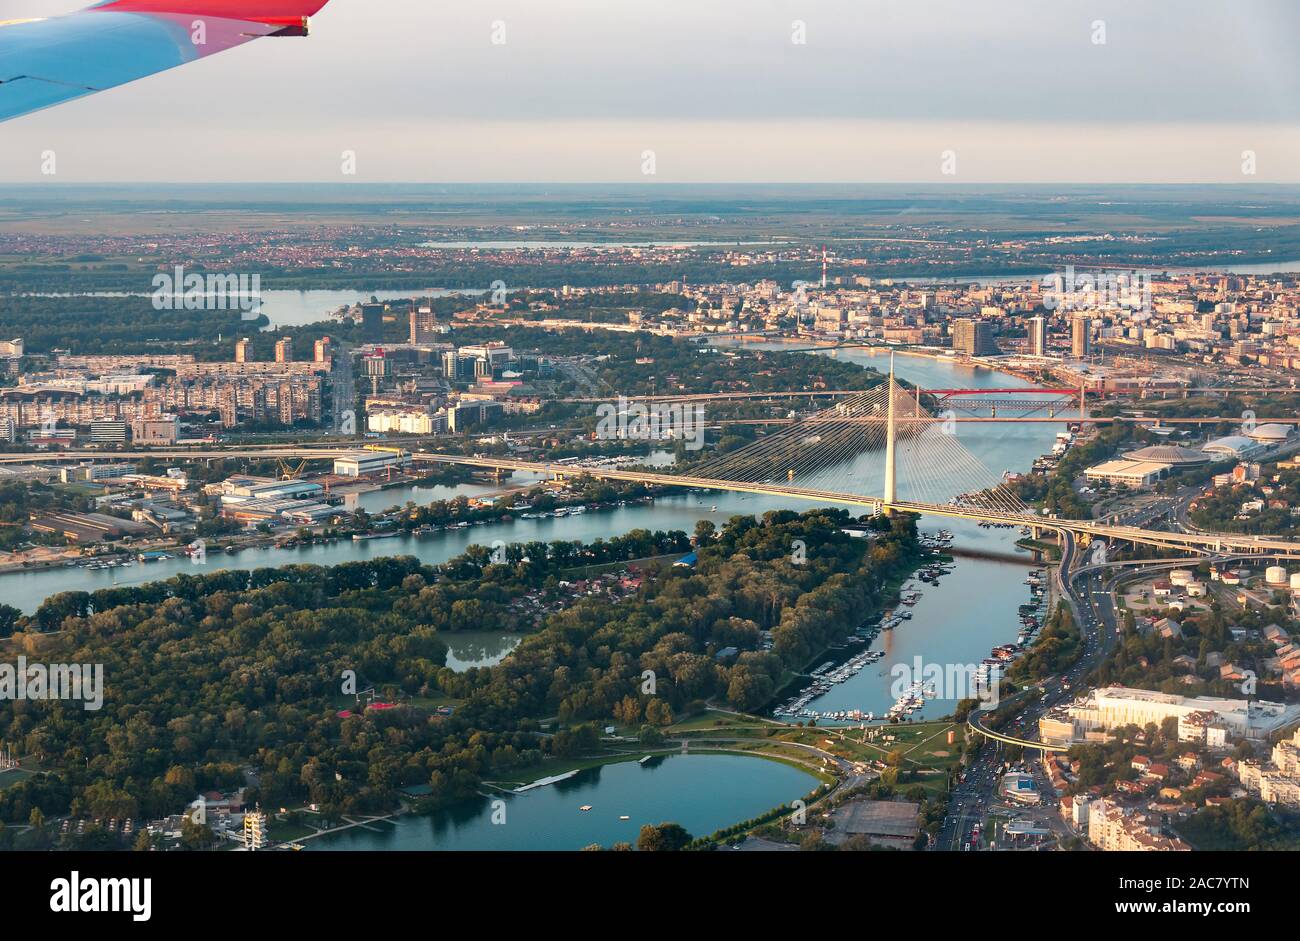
[781,721,964,774]
[907,768,958,798]
[267,818,321,843]
[1017,538,1061,560]
[900,721,965,757]
[667,709,778,733]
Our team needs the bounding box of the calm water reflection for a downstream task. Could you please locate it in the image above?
[308,753,818,851]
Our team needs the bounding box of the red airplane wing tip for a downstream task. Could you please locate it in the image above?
[91,1,332,20]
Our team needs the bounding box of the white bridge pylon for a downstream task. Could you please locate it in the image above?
[883,353,897,511]
[682,355,1032,518]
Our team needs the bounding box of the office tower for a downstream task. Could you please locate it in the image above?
[953,319,998,356]
[274,336,293,364]
[409,307,440,344]
[314,336,332,363]
[1028,316,1047,356]
[361,303,385,342]
[235,338,252,363]
[1072,316,1092,359]
[442,349,463,381]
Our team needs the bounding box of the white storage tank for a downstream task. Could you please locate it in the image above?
[1290,572,1300,592]
[1266,565,1289,587]
[1169,569,1195,586]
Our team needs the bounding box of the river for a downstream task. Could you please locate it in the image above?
[729,345,1062,721]
[23,255,1300,330]
[4,347,1062,848]
[5,347,1062,710]
[306,753,817,851]
[12,289,483,329]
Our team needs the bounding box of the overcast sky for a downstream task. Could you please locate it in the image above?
[3,0,1300,182]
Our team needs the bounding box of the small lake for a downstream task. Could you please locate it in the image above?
[442,631,523,671]
[307,753,817,851]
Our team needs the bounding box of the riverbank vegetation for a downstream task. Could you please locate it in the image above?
[1007,605,1082,684]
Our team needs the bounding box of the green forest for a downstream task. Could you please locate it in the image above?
[0,509,920,833]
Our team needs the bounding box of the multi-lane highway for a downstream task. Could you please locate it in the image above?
[944,481,1266,850]
[945,529,1123,849]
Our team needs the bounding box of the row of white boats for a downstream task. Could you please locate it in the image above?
[775,647,887,718]
[887,680,940,719]
[518,506,587,520]
[772,549,1050,724]
[80,558,138,571]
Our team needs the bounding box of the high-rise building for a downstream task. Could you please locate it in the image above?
[365,352,389,395]
[314,336,332,364]
[953,319,998,356]
[361,303,386,342]
[442,349,464,381]
[1072,316,1092,359]
[1028,316,1047,356]
[234,338,252,363]
[219,388,239,428]
[274,336,293,364]
[409,307,441,344]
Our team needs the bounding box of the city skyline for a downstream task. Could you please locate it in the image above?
[0,0,1294,903]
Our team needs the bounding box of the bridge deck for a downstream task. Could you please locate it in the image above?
[414,454,1300,557]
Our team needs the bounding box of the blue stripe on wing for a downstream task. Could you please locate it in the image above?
[0,10,276,122]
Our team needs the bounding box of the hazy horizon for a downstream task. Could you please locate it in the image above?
[3,1,1300,183]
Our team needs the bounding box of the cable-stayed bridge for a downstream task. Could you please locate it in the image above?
[2,365,1295,556]
[418,369,1300,559]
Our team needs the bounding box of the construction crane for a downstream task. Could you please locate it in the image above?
[277,459,308,480]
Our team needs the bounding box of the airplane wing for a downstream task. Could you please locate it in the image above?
[0,1,330,123]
